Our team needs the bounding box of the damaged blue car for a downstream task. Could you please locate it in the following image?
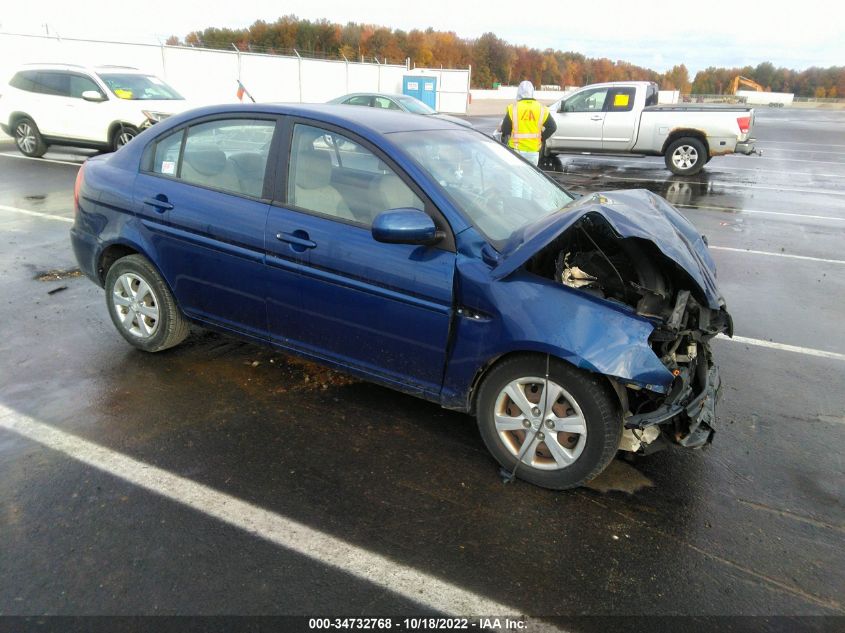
[71,104,733,489]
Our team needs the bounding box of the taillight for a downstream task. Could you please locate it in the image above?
[737,116,751,134]
[73,162,85,216]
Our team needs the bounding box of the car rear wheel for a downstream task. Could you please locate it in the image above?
[105,254,189,352]
[112,125,139,151]
[14,117,48,158]
[476,355,622,490]
[665,137,707,175]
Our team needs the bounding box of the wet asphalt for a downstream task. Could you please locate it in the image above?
[0,107,843,625]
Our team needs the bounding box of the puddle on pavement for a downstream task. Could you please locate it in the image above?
[35,268,83,281]
[586,458,654,494]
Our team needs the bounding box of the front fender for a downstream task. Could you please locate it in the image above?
[441,258,673,410]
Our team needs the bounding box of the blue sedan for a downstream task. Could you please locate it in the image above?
[70,103,732,489]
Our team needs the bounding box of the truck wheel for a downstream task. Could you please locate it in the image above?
[475,355,622,490]
[665,137,707,175]
[14,117,48,158]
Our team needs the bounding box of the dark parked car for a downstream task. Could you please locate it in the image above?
[71,104,732,489]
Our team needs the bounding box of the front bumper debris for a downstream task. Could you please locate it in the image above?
[624,353,721,449]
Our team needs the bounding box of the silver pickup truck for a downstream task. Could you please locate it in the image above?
[541,81,758,175]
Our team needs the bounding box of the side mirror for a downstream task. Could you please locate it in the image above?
[372,208,442,245]
[82,90,106,102]
[558,102,566,113]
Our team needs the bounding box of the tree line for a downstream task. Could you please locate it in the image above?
[169,16,845,98]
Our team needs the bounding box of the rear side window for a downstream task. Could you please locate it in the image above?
[151,130,184,176]
[607,88,636,112]
[344,95,372,107]
[146,119,276,199]
[9,71,38,92]
[33,72,71,97]
[373,96,401,110]
[180,119,275,198]
[645,84,659,107]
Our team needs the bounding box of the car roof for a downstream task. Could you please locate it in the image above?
[15,64,145,74]
[168,102,459,135]
[332,92,421,101]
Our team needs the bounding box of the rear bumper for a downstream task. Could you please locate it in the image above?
[735,138,758,155]
[70,227,103,287]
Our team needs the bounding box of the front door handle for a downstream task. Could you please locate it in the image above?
[143,196,174,212]
[276,230,317,251]
[590,115,603,121]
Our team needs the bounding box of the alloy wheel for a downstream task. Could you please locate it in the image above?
[16,122,36,154]
[112,273,160,339]
[493,377,588,470]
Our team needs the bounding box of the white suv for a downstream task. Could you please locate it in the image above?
[0,64,190,157]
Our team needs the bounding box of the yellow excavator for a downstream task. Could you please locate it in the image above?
[729,75,765,94]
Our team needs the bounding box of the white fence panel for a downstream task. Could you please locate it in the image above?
[241,54,300,102]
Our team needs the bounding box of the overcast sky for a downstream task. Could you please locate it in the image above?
[2,0,843,74]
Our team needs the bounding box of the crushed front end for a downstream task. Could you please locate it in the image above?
[519,197,733,453]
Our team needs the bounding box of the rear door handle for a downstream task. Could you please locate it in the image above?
[143,196,174,212]
[276,231,317,251]
[590,115,603,121]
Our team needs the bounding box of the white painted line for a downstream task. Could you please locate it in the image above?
[675,203,845,222]
[560,154,845,177]
[754,147,845,157]
[0,405,518,618]
[756,140,845,149]
[0,203,73,223]
[0,151,83,167]
[720,335,845,362]
[709,245,845,265]
[584,173,845,197]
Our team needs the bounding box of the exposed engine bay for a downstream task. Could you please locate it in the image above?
[524,212,733,453]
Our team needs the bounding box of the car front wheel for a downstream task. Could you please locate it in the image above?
[476,355,622,490]
[14,117,48,158]
[112,125,139,151]
[105,254,189,352]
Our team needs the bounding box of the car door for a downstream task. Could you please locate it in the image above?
[64,73,110,142]
[134,115,280,338]
[29,71,74,137]
[547,86,609,151]
[265,121,456,394]
[601,86,638,152]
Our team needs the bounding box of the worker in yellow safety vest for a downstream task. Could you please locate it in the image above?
[500,80,557,166]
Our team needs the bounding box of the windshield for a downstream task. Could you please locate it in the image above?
[392,130,574,247]
[97,73,183,100]
[396,96,436,115]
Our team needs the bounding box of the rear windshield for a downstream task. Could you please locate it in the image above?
[97,73,183,100]
[396,96,436,115]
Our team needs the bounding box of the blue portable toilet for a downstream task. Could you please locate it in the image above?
[403,75,437,110]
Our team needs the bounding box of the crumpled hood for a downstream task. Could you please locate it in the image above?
[492,189,725,310]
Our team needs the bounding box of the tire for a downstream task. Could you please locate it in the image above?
[112,125,139,152]
[664,137,707,175]
[104,254,189,352]
[475,355,622,490]
[14,117,48,158]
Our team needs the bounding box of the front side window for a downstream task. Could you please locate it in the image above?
[97,73,183,100]
[288,123,423,225]
[69,74,104,99]
[392,129,573,247]
[373,96,401,110]
[563,88,609,113]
